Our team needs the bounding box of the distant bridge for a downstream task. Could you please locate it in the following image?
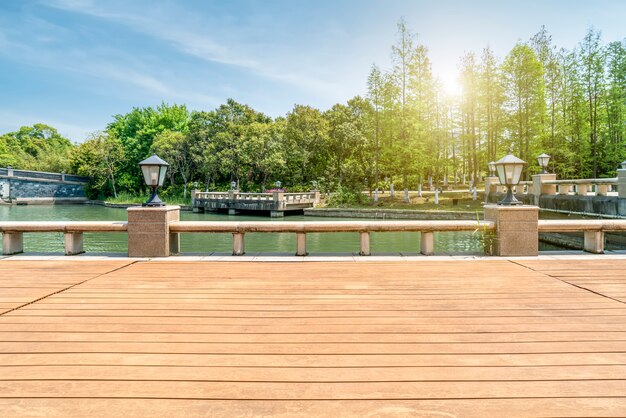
[192,190,321,217]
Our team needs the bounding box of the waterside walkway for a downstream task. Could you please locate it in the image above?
[1,257,626,416]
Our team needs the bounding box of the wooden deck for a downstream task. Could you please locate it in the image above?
[1,258,626,416]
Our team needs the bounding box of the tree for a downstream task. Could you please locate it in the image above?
[152,130,194,197]
[579,28,606,177]
[107,103,190,192]
[502,43,546,176]
[0,123,73,172]
[70,132,125,199]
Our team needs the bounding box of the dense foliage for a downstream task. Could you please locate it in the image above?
[2,23,625,200]
[0,124,73,173]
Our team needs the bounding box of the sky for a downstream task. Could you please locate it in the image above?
[0,0,625,142]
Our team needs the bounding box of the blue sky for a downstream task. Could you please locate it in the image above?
[1,0,625,142]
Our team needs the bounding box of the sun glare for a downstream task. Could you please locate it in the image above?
[440,74,462,97]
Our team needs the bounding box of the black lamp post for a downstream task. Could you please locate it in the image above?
[312,180,318,190]
[230,181,237,190]
[494,154,526,206]
[139,154,169,207]
[275,180,282,189]
[537,153,551,174]
[620,161,626,170]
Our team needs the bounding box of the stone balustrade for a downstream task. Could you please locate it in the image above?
[0,221,127,255]
[192,190,320,217]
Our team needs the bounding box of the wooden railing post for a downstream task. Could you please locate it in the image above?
[359,232,370,256]
[64,232,84,255]
[232,233,245,256]
[2,232,23,255]
[420,232,434,256]
[296,232,306,256]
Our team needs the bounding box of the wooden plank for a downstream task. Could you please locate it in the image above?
[1,379,626,399]
[2,398,626,418]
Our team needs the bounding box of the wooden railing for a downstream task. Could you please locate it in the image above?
[0,221,127,255]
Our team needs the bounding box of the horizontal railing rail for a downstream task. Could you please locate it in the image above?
[538,219,626,232]
[543,178,618,185]
[169,220,492,233]
[0,221,127,233]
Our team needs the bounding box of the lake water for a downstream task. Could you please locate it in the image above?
[0,204,488,254]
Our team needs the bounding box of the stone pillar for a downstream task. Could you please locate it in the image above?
[232,233,245,255]
[359,232,370,256]
[2,232,23,255]
[617,168,626,198]
[532,174,557,205]
[7,167,13,177]
[127,206,180,258]
[420,232,434,256]
[577,183,590,196]
[228,189,239,200]
[64,232,84,255]
[484,205,539,256]
[312,190,321,206]
[296,232,307,256]
[583,231,604,254]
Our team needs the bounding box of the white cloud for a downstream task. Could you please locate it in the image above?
[42,0,343,97]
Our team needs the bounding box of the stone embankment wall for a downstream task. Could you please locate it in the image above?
[487,193,626,218]
[0,168,89,204]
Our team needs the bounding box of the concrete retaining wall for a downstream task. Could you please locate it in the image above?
[487,193,626,218]
[0,169,88,204]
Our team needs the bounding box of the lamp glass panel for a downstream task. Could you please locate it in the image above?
[158,165,167,187]
[537,155,549,168]
[142,165,160,187]
[510,164,524,184]
[496,164,506,184]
